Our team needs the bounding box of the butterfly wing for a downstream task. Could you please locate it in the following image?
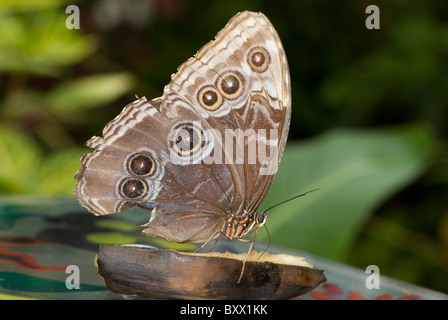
[75,97,231,242]
[74,11,290,243]
[164,11,291,213]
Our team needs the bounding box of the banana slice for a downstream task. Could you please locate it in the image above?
[96,245,326,300]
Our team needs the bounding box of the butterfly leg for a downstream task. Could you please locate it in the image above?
[194,229,221,253]
[236,229,258,283]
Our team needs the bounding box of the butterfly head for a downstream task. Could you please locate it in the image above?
[255,211,268,228]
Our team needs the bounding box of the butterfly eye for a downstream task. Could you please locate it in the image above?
[257,212,268,226]
[127,153,155,176]
[198,86,223,111]
[217,72,244,100]
[170,122,204,156]
[119,178,147,199]
[248,46,271,73]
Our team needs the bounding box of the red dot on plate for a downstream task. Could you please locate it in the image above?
[375,294,393,300]
[347,290,366,300]
[311,291,335,300]
[322,283,343,295]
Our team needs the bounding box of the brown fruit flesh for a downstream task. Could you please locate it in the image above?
[96,245,326,300]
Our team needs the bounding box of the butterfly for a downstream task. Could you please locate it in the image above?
[74,11,291,280]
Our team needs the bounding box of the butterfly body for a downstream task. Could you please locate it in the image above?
[224,210,267,241]
[75,11,290,262]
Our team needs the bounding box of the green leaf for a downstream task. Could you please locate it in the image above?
[0,8,96,75]
[46,73,136,114]
[0,127,42,193]
[0,0,65,13]
[259,124,434,260]
[28,148,86,195]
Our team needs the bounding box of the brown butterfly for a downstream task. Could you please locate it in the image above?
[74,11,291,281]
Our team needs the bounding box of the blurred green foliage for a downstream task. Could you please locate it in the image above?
[262,124,434,258]
[0,0,447,293]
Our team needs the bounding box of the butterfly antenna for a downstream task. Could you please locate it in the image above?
[254,189,319,263]
[262,188,320,214]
